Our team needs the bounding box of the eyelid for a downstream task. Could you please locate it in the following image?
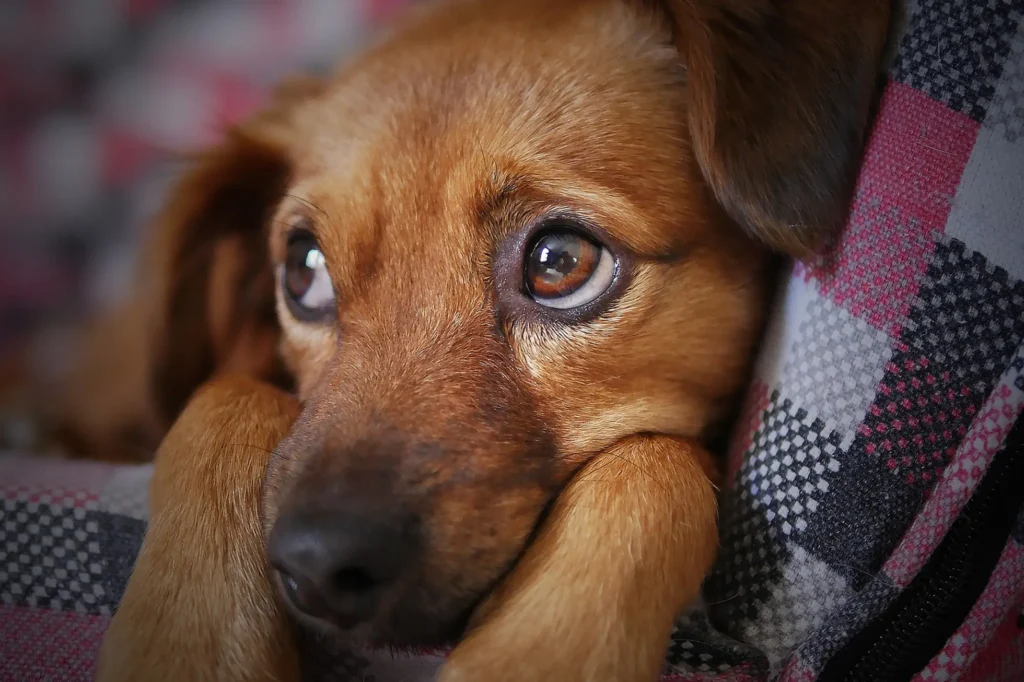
[270,209,318,263]
[526,210,634,263]
[286,216,318,242]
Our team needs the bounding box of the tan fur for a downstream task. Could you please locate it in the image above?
[85,0,895,679]
[100,381,718,682]
[97,377,300,681]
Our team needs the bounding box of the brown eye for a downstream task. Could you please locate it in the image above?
[525,229,615,309]
[282,231,335,319]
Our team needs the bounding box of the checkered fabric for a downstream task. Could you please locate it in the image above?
[3,0,1024,681]
[692,0,1024,679]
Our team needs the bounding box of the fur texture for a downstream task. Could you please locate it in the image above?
[87,0,895,679]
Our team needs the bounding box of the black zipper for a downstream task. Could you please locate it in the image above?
[819,413,1024,682]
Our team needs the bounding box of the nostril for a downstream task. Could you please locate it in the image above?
[332,566,379,594]
[267,507,419,628]
[276,569,329,618]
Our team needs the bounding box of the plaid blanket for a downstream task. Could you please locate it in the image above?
[2,0,1024,680]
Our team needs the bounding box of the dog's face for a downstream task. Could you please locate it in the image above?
[263,0,770,644]
[144,0,894,647]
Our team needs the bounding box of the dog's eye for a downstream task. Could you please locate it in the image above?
[525,229,615,309]
[283,231,335,318]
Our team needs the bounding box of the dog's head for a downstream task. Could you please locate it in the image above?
[148,0,893,646]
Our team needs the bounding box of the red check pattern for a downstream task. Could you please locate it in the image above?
[2,0,1024,681]
[697,1,1024,679]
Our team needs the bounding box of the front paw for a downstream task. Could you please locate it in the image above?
[97,376,302,682]
[438,435,717,682]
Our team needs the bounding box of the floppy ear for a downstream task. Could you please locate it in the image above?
[145,76,324,425]
[661,0,896,256]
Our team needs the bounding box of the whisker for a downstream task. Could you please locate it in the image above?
[225,442,277,456]
[284,192,332,220]
[702,591,744,606]
[598,451,673,496]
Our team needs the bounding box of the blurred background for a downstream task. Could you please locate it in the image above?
[0,0,405,436]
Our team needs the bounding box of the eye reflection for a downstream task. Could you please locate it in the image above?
[524,229,615,310]
[282,231,335,320]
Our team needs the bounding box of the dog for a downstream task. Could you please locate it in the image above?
[80,0,896,679]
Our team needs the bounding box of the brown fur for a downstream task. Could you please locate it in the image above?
[97,377,300,681]
[88,0,894,679]
[664,0,894,255]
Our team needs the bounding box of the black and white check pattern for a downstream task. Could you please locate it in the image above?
[730,393,843,540]
[706,392,846,638]
[1,501,110,614]
[666,605,769,676]
[779,296,894,447]
[986,18,1024,139]
[893,0,1022,120]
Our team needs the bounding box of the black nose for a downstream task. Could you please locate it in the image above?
[267,507,418,629]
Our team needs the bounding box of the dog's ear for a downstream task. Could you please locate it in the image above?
[659,0,895,256]
[146,76,324,425]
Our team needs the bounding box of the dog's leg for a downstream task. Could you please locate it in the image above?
[96,376,301,682]
[441,435,718,682]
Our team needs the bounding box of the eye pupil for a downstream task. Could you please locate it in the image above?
[539,245,578,277]
[285,238,318,299]
[282,230,335,320]
[526,230,600,300]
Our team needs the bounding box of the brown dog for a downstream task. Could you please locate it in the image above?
[89,0,896,679]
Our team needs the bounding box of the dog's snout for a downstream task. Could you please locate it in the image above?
[267,506,418,629]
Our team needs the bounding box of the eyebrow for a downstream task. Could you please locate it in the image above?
[475,170,527,220]
[477,170,685,262]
